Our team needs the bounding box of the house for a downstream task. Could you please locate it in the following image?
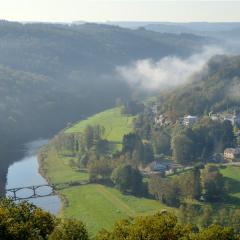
[209,112,220,121]
[154,114,165,125]
[224,114,238,126]
[147,161,168,173]
[224,148,240,161]
[209,111,240,126]
[151,104,160,115]
[183,115,198,126]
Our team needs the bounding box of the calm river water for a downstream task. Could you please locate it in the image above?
[5,139,61,214]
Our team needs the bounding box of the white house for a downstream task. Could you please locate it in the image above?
[224,114,238,126]
[183,115,198,126]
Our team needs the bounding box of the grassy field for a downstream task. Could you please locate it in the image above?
[42,107,169,235]
[43,149,168,236]
[60,184,168,235]
[65,107,134,143]
[220,165,240,202]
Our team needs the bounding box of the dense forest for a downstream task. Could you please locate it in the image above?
[0,21,209,194]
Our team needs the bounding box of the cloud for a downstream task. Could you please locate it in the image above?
[116,46,225,92]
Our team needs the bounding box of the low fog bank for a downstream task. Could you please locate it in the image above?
[116,46,226,93]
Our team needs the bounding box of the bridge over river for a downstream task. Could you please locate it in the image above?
[6,180,89,201]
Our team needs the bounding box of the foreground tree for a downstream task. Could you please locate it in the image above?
[96,212,193,240]
[49,219,88,240]
[0,198,56,240]
[96,211,239,240]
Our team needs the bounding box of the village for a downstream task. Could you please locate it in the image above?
[141,103,240,176]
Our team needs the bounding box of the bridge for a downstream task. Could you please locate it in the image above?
[6,180,89,201]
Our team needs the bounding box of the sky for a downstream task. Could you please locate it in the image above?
[0,0,240,23]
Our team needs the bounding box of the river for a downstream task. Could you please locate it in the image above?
[5,139,61,214]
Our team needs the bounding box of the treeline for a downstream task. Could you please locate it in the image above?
[0,198,239,240]
[149,165,226,207]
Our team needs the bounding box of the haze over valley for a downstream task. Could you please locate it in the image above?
[1,1,240,239]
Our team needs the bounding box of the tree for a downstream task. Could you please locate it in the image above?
[96,212,193,240]
[0,198,56,240]
[171,133,195,164]
[220,120,236,149]
[88,159,112,183]
[149,175,181,207]
[179,167,202,200]
[122,133,144,163]
[82,125,94,150]
[95,139,109,156]
[49,219,88,240]
[122,100,144,115]
[81,125,105,151]
[201,165,225,201]
[192,225,237,240]
[111,164,143,195]
[143,143,154,164]
[152,130,171,155]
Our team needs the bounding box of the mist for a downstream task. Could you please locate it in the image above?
[116,46,225,92]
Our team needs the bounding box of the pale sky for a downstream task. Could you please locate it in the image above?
[0,0,240,23]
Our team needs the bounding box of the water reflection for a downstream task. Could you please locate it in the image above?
[5,139,61,214]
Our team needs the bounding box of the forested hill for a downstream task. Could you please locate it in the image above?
[0,21,208,142]
[0,21,209,193]
[159,55,240,116]
[0,21,207,75]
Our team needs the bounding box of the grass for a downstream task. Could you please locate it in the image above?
[65,107,134,144]
[220,165,240,181]
[43,150,168,235]
[41,107,168,235]
[220,165,240,204]
[60,184,168,236]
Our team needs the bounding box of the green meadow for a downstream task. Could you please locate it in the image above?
[42,108,169,235]
[41,106,240,235]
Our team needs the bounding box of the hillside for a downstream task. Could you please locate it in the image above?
[159,55,240,116]
[40,108,168,234]
[0,21,210,194]
[65,108,134,150]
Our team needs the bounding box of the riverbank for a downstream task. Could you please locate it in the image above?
[39,146,169,235]
[38,108,169,235]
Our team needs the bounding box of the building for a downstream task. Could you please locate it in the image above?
[183,115,198,126]
[224,114,238,126]
[224,148,240,161]
[209,111,240,126]
[154,114,165,125]
[147,161,168,173]
[209,112,220,121]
